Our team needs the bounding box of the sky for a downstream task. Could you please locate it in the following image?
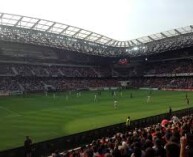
[0,0,193,41]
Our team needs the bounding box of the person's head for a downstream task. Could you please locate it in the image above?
[132,142,142,157]
[170,135,180,144]
[165,142,180,157]
[83,149,93,157]
[104,153,113,157]
[187,133,193,147]
[165,130,172,142]
[187,147,193,157]
[154,138,162,147]
[133,147,142,157]
[144,139,153,149]
[55,150,60,155]
[145,147,155,157]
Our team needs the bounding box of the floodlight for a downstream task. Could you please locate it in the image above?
[133,47,139,51]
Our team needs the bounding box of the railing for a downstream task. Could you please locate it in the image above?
[0,107,192,157]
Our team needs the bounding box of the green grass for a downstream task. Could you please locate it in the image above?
[0,89,191,151]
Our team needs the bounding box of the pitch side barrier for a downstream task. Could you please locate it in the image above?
[0,107,193,157]
[139,87,159,90]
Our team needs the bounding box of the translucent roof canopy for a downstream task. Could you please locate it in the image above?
[0,12,193,58]
[0,12,118,46]
[0,12,192,48]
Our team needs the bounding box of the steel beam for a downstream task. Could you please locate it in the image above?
[46,22,56,32]
[14,16,23,27]
[31,19,40,29]
[161,33,168,38]
[59,26,70,35]
[174,29,181,35]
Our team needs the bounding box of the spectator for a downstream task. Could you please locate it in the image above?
[165,142,180,157]
[83,149,93,157]
[24,136,32,157]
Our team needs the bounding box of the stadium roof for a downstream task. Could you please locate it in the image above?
[0,12,193,56]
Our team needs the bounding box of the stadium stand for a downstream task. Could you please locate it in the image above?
[144,59,193,75]
[0,62,120,93]
[50,114,193,157]
[2,58,193,93]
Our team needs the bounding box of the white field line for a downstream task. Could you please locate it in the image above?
[0,106,21,116]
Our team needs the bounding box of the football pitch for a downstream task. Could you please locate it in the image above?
[0,89,191,151]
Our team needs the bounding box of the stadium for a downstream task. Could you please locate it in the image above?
[0,4,193,157]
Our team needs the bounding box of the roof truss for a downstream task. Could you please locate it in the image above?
[0,12,192,50]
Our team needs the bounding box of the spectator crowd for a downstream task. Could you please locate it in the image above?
[145,60,193,75]
[1,59,193,93]
[51,114,193,157]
